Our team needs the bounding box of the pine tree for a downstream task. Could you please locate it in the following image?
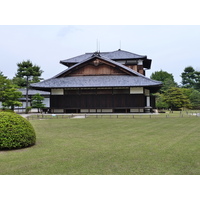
[15,60,43,113]
[31,93,45,113]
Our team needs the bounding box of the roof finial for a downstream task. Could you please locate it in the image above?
[96,39,101,53]
[99,41,100,53]
[119,40,121,50]
[96,39,98,52]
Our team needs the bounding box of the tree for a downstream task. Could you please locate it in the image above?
[181,88,200,109]
[31,93,45,113]
[15,60,43,112]
[151,70,174,82]
[189,89,200,109]
[0,72,22,110]
[150,70,177,93]
[181,66,196,88]
[163,87,191,110]
[181,66,200,92]
[154,93,169,109]
[194,71,200,91]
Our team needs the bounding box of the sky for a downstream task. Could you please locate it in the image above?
[1,25,200,85]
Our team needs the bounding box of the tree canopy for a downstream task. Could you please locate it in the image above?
[0,72,22,110]
[14,60,43,88]
[151,68,200,110]
[163,87,191,110]
[150,70,177,93]
[181,66,200,91]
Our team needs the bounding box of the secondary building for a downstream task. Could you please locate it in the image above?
[31,49,162,113]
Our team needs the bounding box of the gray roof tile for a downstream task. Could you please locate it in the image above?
[60,49,146,65]
[18,89,50,95]
[31,75,162,89]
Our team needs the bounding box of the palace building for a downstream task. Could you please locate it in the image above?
[31,49,162,113]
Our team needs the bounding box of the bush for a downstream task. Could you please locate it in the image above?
[25,106,32,114]
[0,112,36,150]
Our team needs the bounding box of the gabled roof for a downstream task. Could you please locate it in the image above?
[54,54,145,78]
[60,49,147,67]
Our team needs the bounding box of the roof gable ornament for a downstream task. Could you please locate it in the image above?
[93,58,100,67]
[92,51,101,57]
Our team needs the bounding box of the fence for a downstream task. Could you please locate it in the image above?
[26,112,200,120]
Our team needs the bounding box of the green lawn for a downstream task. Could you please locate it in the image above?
[1,116,200,175]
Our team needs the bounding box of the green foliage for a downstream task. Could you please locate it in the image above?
[16,60,43,83]
[0,73,22,110]
[26,106,32,113]
[0,112,36,150]
[189,89,200,109]
[12,76,27,88]
[150,70,177,93]
[154,93,169,109]
[150,70,174,82]
[163,87,191,110]
[181,66,200,91]
[181,88,200,109]
[31,93,45,113]
[181,66,196,88]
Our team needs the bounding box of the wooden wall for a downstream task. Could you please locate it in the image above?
[50,94,145,109]
[66,64,127,76]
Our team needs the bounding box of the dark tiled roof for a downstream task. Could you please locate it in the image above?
[104,50,146,60]
[60,49,146,66]
[18,89,50,95]
[31,75,162,89]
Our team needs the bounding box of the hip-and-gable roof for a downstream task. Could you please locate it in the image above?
[30,50,162,91]
[60,49,147,67]
[54,54,144,78]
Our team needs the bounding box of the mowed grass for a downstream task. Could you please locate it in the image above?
[1,116,200,175]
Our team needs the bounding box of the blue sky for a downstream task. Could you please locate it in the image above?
[1,25,200,84]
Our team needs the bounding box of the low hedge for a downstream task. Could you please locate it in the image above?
[0,112,36,150]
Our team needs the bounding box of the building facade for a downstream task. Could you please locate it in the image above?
[31,50,162,113]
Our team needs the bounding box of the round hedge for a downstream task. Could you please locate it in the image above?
[0,112,36,150]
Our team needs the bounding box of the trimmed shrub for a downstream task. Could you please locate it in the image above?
[0,112,36,150]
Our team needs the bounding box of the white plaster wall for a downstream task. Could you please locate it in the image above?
[51,89,64,95]
[43,98,50,107]
[145,89,150,96]
[54,109,64,113]
[130,87,143,94]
